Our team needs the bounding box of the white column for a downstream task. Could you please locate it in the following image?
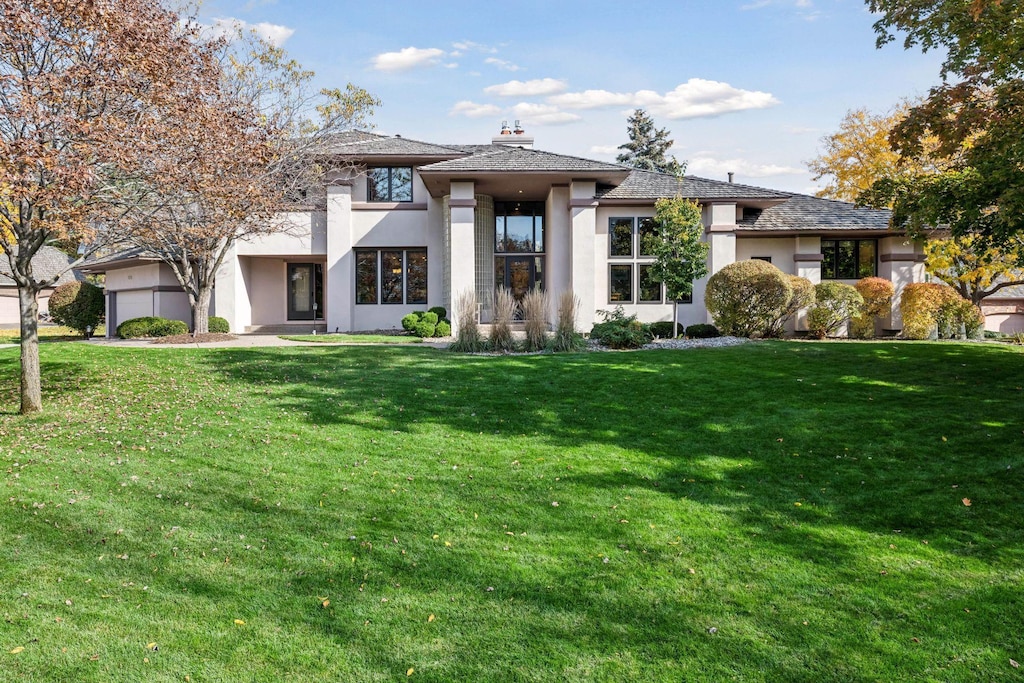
[214,242,251,333]
[326,182,353,332]
[569,180,597,331]
[546,185,571,323]
[702,202,737,324]
[880,236,925,330]
[448,181,476,335]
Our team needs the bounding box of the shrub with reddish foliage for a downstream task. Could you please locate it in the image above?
[851,277,895,339]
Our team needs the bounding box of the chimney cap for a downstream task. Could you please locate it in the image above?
[499,120,512,135]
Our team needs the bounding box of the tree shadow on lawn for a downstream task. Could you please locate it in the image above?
[0,345,97,414]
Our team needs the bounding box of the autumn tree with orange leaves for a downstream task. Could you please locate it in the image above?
[113,28,378,335]
[0,0,226,414]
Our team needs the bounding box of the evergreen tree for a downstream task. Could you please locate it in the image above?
[616,109,686,177]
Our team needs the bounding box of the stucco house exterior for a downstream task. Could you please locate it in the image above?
[1,246,83,326]
[84,126,932,337]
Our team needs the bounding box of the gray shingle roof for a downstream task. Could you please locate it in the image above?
[418,146,628,173]
[79,246,166,271]
[0,246,82,287]
[597,169,791,200]
[737,193,894,232]
[323,132,465,157]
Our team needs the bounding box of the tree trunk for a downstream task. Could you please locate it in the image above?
[673,303,680,338]
[18,286,42,415]
[193,285,212,335]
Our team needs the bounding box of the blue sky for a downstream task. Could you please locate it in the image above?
[198,0,944,194]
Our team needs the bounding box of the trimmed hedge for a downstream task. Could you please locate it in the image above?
[400,310,449,338]
[117,316,189,339]
[209,316,230,334]
[685,323,721,339]
[705,260,792,337]
[48,281,105,337]
[807,282,863,339]
[649,321,678,339]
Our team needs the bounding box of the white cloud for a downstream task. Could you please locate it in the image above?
[511,102,581,125]
[784,125,819,135]
[372,47,447,72]
[205,17,295,46]
[548,79,779,119]
[687,155,804,178]
[484,78,568,97]
[589,144,620,156]
[740,0,821,20]
[452,40,498,54]
[450,100,502,118]
[485,57,521,72]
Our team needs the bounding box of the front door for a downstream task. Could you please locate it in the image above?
[495,255,543,317]
[287,263,323,320]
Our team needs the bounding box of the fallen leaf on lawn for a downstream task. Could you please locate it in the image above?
[407,667,414,676]
[794,502,802,507]
[1011,658,1019,668]
[911,637,920,643]
[444,541,452,547]
[962,498,972,507]
[146,642,158,651]
[427,614,435,623]
[234,619,245,626]
[89,654,99,661]
[9,646,24,654]
[941,436,947,442]
[321,599,330,608]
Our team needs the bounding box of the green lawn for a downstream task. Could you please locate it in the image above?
[1,341,1022,682]
[279,333,424,344]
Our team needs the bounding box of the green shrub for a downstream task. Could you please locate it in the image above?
[649,321,677,338]
[900,283,954,339]
[590,307,653,349]
[47,281,105,337]
[414,321,436,338]
[435,321,451,337]
[421,311,439,326]
[765,275,815,338]
[116,316,188,339]
[685,323,721,339]
[401,313,420,331]
[937,297,984,339]
[807,282,863,339]
[428,306,447,320]
[705,260,792,337]
[208,316,230,334]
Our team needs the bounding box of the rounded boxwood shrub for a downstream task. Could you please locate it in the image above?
[116,316,188,339]
[807,282,863,338]
[429,306,447,320]
[435,320,451,337]
[705,260,792,337]
[208,316,230,333]
[401,313,420,331]
[685,323,721,339]
[649,321,678,338]
[421,311,439,325]
[414,321,436,337]
[48,280,105,337]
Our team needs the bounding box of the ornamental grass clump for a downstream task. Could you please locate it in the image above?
[850,277,894,339]
[449,290,486,352]
[807,282,863,339]
[549,290,586,352]
[705,259,792,337]
[489,287,518,352]
[520,287,549,352]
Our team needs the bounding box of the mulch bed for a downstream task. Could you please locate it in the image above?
[149,333,238,344]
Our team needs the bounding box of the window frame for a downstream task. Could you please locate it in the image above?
[821,239,878,280]
[354,248,427,305]
[608,263,633,303]
[366,166,414,203]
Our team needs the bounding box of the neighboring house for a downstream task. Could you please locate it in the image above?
[83,126,929,337]
[0,245,83,325]
[980,284,1024,333]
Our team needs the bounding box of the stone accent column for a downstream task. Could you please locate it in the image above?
[326,182,353,333]
[569,180,597,331]
[448,181,476,335]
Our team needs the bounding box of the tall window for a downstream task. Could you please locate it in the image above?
[367,167,413,202]
[495,202,544,253]
[355,249,427,304]
[821,239,876,279]
[608,216,674,303]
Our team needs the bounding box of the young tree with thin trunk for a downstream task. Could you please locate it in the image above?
[0,0,218,414]
[647,197,708,337]
[117,29,379,334]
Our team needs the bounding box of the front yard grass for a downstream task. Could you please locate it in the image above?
[0,341,1022,681]
[279,333,423,344]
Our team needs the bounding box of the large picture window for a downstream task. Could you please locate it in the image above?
[495,202,544,253]
[821,239,876,279]
[367,167,413,202]
[355,248,427,305]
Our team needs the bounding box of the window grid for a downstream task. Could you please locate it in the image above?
[355,248,427,305]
